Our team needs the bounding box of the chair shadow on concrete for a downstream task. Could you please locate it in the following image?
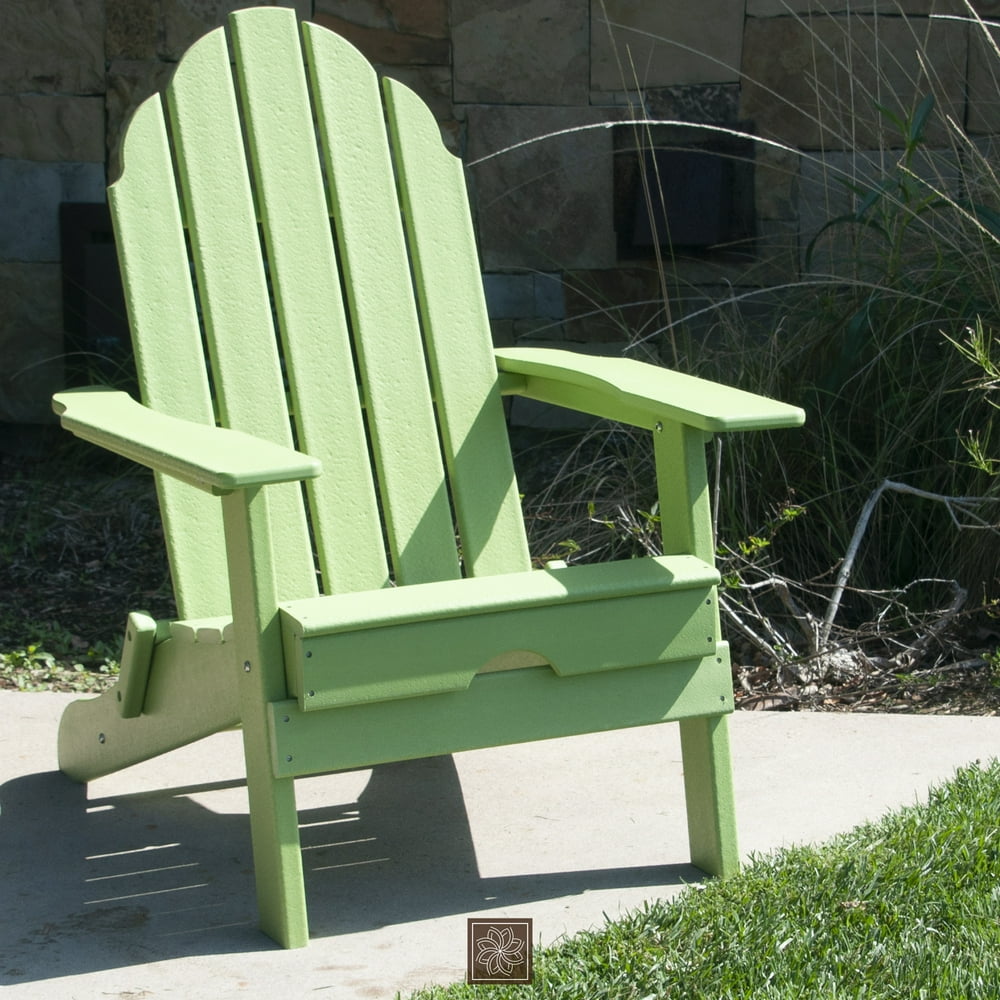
[0,754,699,981]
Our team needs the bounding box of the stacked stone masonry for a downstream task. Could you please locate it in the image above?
[2,0,998,425]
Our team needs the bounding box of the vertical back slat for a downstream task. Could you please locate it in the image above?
[302,21,460,586]
[108,97,232,619]
[229,9,388,594]
[383,80,531,577]
[165,23,317,602]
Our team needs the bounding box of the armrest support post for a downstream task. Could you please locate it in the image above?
[220,485,309,947]
[654,421,716,563]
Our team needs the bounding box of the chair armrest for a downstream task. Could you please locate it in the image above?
[495,346,805,433]
[52,387,321,495]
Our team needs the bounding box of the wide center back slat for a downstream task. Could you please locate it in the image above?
[228,12,389,594]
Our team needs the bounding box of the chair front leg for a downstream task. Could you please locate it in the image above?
[221,486,309,948]
[654,422,740,877]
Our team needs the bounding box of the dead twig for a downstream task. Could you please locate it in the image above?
[719,592,791,664]
[821,479,1000,646]
[908,657,988,675]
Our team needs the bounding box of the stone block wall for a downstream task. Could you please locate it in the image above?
[1,0,104,423]
[3,0,999,426]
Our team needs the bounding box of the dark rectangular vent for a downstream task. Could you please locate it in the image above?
[60,202,132,387]
[616,135,755,257]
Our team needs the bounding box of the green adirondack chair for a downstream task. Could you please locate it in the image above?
[51,7,804,948]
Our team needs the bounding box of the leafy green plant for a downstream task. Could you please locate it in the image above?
[0,634,119,694]
[949,318,1000,473]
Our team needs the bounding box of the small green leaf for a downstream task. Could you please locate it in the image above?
[908,93,935,148]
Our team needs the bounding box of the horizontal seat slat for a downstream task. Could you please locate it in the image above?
[282,554,717,634]
[267,650,734,778]
[279,555,722,709]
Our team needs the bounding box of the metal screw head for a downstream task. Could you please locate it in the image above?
[655,421,663,432]
[243,661,251,672]
[98,733,106,744]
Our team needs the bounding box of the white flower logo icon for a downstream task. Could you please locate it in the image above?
[475,924,526,977]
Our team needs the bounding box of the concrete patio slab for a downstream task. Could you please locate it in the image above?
[2,691,997,999]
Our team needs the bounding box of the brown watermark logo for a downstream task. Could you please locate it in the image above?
[467,918,533,984]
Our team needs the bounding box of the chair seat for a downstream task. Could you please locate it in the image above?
[279,554,722,709]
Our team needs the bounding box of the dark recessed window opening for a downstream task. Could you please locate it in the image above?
[615,131,756,259]
[60,202,132,388]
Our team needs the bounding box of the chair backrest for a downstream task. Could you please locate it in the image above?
[108,7,531,618]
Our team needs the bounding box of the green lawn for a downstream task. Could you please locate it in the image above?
[407,759,1000,999]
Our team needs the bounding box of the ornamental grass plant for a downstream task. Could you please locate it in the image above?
[513,1,1000,683]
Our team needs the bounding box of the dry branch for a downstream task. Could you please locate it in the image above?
[820,479,1000,646]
